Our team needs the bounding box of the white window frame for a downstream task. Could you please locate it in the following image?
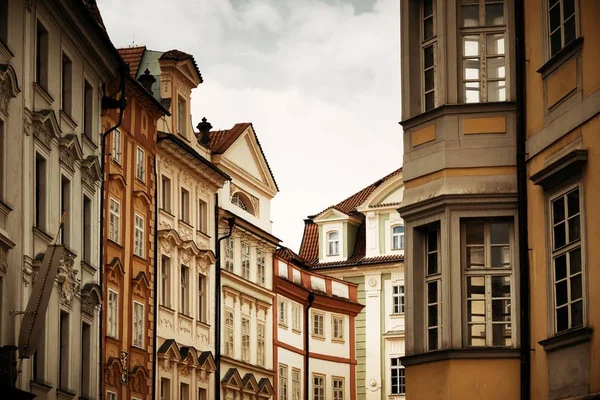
[392,225,405,250]
[106,391,117,400]
[425,228,441,351]
[180,265,189,315]
[332,377,345,400]
[292,368,301,400]
[257,321,265,366]
[312,311,324,338]
[241,242,250,280]
[390,358,405,395]
[327,231,339,256]
[279,364,288,400]
[136,146,145,182]
[161,256,170,308]
[133,301,144,348]
[198,273,206,323]
[134,214,144,257]
[257,249,266,286]
[108,289,118,338]
[224,236,234,272]
[112,128,121,164]
[241,315,250,362]
[292,303,301,332]
[109,198,120,244]
[393,284,405,314]
[278,298,288,327]
[312,374,325,400]
[224,308,234,357]
[332,315,344,341]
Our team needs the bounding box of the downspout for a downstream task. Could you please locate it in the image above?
[98,64,128,400]
[304,292,314,400]
[515,0,530,399]
[152,155,159,400]
[214,196,235,400]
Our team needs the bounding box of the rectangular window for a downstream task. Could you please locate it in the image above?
[0,0,8,43]
[241,242,250,280]
[292,368,301,400]
[426,229,441,351]
[82,195,92,263]
[108,290,118,338]
[257,250,266,286]
[180,188,190,223]
[136,147,145,182]
[160,378,170,400]
[312,374,325,400]
[161,256,171,307]
[548,0,577,57]
[198,199,207,233]
[393,285,405,314]
[59,311,69,389]
[257,321,265,366]
[392,226,405,250]
[180,265,189,315]
[333,315,344,341]
[333,377,344,400]
[179,383,189,400]
[279,299,288,326]
[225,309,234,357]
[109,198,120,243]
[198,388,207,400]
[60,175,71,246]
[225,237,234,272]
[133,301,144,347]
[134,214,144,257]
[161,175,171,212]
[198,274,206,322]
[551,186,583,333]
[106,392,116,400]
[422,0,436,111]
[83,80,93,140]
[177,98,185,136]
[327,231,339,256]
[464,220,513,347]
[292,303,301,331]
[242,316,250,362]
[312,311,324,337]
[61,53,72,115]
[35,153,47,230]
[112,129,121,164]
[391,358,405,395]
[80,322,91,397]
[279,364,288,400]
[36,21,48,89]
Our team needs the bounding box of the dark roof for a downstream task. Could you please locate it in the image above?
[222,368,239,383]
[198,351,214,365]
[258,378,273,393]
[118,46,146,77]
[208,123,279,191]
[157,339,177,354]
[159,49,203,83]
[81,0,105,30]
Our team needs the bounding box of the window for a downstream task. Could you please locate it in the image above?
[160,256,171,307]
[550,186,583,333]
[392,226,405,250]
[333,377,344,400]
[278,299,288,326]
[136,147,145,182]
[548,0,577,57]
[463,220,513,347]
[257,322,265,366]
[61,53,72,115]
[59,311,69,389]
[180,265,189,315]
[112,129,122,164]
[312,312,324,337]
[35,153,47,230]
[198,199,208,233]
[0,0,8,43]
[333,315,344,341]
[391,358,406,395]
[292,369,301,400]
[81,322,91,397]
[393,285,405,314]
[133,302,144,347]
[426,229,441,351]
[180,188,190,223]
[461,0,506,103]
[312,375,325,400]
[241,316,250,362]
[82,195,92,263]
[106,392,117,400]
[327,231,339,256]
[177,97,185,136]
[257,250,266,286]
[160,378,170,400]
[231,192,249,212]
[224,236,234,272]
[292,304,301,331]
[422,0,436,111]
[108,290,118,338]
[198,388,207,400]
[60,175,71,246]
[161,176,171,212]
[35,21,48,89]
[279,364,288,400]
[83,80,93,140]
[198,274,206,322]
[134,214,144,257]
[179,383,189,400]
[109,198,120,243]
[241,242,250,280]
[225,309,234,356]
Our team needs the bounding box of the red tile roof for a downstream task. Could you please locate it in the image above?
[160,49,203,83]
[274,247,310,268]
[118,46,146,77]
[298,221,319,263]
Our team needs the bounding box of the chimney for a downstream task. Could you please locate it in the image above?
[196,117,212,146]
[137,69,155,94]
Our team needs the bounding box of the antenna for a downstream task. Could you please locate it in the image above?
[131,34,136,47]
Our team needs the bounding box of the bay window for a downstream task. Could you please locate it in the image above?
[426,229,441,351]
[422,0,436,111]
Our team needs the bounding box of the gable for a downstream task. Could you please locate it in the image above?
[313,208,349,223]
[225,133,266,183]
[378,185,404,205]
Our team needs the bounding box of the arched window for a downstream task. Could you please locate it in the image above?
[392,226,405,250]
[231,192,255,215]
[327,231,339,256]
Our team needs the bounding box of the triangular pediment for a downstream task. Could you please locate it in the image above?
[59,134,84,171]
[32,110,61,149]
[313,207,349,223]
[106,257,125,284]
[132,272,151,297]
[258,378,274,396]
[221,368,243,389]
[198,351,216,371]
[176,59,201,86]
[157,339,180,359]
[242,373,259,393]
[82,156,102,190]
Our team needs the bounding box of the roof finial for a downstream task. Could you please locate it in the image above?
[197,117,213,146]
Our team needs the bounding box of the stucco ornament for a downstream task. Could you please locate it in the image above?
[179,364,190,377]
[159,317,173,330]
[160,358,171,372]
[56,251,80,307]
[179,318,192,333]
[0,78,10,115]
[199,369,208,383]
[368,278,377,287]
[119,351,129,384]
[23,110,32,136]
[0,246,7,273]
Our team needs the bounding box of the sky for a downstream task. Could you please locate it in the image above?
[98,0,403,252]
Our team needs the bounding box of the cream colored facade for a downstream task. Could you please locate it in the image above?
[0,1,120,399]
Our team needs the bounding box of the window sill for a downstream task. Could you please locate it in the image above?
[179,219,193,230]
[131,344,144,350]
[107,334,119,341]
[311,334,326,341]
[0,37,14,62]
[33,82,54,105]
[278,323,289,329]
[332,338,345,344]
[400,348,520,367]
[0,199,13,217]
[537,37,583,78]
[390,313,405,317]
[197,319,211,329]
[179,313,193,322]
[159,305,175,313]
[133,253,147,262]
[538,327,592,352]
[292,328,301,335]
[197,229,211,240]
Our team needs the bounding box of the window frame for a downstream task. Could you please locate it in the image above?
[198,273,206,323]
[545,0,580,59]
[133,301,144,348]
[161,175,171,212]
[279,364,288,400]
[109,197,120,244]
[224,308,234,357]
[425,228,442,351]
[241,242,250,280]
[35,20,49,90]
[180,188,190,223]
[160,255,171,308]
[292,303,301,332]
[392,225,405,250]
[180,265,189,315]
[312,311,325,338]
[136,146,145,182]
[198,199,208,233]
[326,230,340,256]
[278,298,288,327]
[112,129,122,165]
[332,314,345,341]
[390,358,406,395]
[332,377,345,400]
[257,321,266,366]
[312,374,325,400]
[292,368,301,400]
[107,289,118,338]
[61,52,73,116]
[257,249,266,286]
[392,284,405,315]
[421,0,437,112]
[241,315,251,362]
[224,236,234,272]
[134,214,144,257]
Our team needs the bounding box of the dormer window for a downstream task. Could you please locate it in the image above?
[177,97,186,137]
[327,231,339,256]
[231,192,256,216]
[392,226,405,250]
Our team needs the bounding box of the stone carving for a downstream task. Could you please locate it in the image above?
[33,119,54,147]
[105,362,120,387]
[22,256,35,286]
[199,369,208,383]
[368,278,377,287]
[159,220,173,230]
[119,351,128,384]
[196,236,209,251]
[159,358,171,372]
[56,251,80,308]
[81,156,102,191]
[25,0,35,12]
[197,332,208,344]
[81,292,97,316]
[129,369,145,394]
[179,318,192,334]
[179,364,190,377]
[159,317,173,330]
[0,78,10,115]
[197,257,209,275]
[23,110,32,136]
[159,239,174,257]
[179,248,192,266]
[179,224,192,241]
[0,246,7,273]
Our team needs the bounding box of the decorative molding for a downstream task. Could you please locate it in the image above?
[179,317,192,334]
[59,135,84,172]
[23,108,32,136]
[56,250,80,309]
[25,0,35,12]
[81,156,102,192]
[159,317,173,330]
[33,110,61,150]
[119,351,128,384]
[0,246,7,274]
[0,65,20,118]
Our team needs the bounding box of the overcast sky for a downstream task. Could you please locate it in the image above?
[98,0,403,252]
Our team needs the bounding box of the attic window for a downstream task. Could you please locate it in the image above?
[231,192,255,216]
[392,226,405,250]
[327,231,340,256]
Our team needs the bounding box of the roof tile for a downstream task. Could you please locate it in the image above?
[118,46,146,77]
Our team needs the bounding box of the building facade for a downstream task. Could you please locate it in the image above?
[273,248,363,400]
[298,169,406,399]
[0,1,121,399]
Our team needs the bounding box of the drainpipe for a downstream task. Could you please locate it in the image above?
[214,197,235,400]
[152,155,159,400]
[515,0,530,398]
[304,292,314,400]
[98,64,128,400]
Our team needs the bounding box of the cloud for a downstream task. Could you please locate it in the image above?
[98,0,402,251]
